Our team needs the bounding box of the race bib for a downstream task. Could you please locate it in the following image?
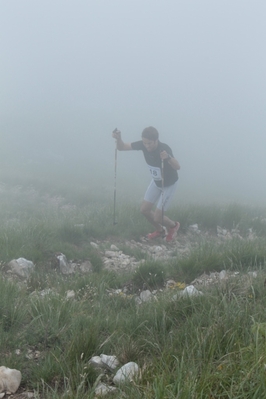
[148,165,162,181]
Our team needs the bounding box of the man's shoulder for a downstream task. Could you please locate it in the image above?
[131,140,144,150]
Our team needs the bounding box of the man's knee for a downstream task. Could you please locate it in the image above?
[140,202,152,215]
[140,204,148,215]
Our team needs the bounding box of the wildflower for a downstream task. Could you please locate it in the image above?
[175,282,186,290]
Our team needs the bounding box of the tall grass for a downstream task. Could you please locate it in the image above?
[2,267,266,397]
[1,180,266,397]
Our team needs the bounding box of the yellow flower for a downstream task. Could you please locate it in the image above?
[175,282,186,289]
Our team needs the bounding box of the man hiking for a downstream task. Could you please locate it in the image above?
[112,126,180,242]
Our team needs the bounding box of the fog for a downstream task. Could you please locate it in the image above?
[1,1,266,204]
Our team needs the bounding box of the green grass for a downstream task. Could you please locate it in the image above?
[2,180,266,397]
[2,263,266,397]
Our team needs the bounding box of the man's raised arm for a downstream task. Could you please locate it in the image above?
[112,129,132,151]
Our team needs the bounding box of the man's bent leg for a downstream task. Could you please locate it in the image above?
[154,207,180,241]
[154,208,175,229]
[155,181,180,241]
[155,181,178,229]
[140,201,162,230]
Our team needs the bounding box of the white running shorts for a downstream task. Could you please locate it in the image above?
[144,180,178,211]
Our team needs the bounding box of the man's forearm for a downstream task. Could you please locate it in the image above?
[116,138,125,150]
[168,157,180,170]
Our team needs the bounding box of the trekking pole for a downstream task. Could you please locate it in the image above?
[161,157,165,234]
[113,129,118,225]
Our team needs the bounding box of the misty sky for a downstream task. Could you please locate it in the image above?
[1,1,266,204]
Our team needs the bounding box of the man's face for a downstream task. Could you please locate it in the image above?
[142,138,158,152]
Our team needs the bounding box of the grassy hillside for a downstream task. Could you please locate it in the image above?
[1,179,266,398]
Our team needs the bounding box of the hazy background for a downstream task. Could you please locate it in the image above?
[1,0,266,204]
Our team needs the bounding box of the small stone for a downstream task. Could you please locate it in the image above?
[219,270,227,280]
[0,366,22,394]
[110,244,119,251]
[121,259,130,266]
[80,260,92,273]
[94,383,117,397]
[100,354,119,370]
[8,258,35,278]
[113,362,139,385]
[104,251,117,258]
[181,285,203,297]
[166,280,176,289]
[90,242,99,249]
[57,253,75,274]
[248,271,257,278]
[139,290,152,302]
[89,356,103,368]
[39,288,53,297]
[104,259,113,265]
[154,246,163,252]
[189,224,200,233]
[26,392,35,398]
[135,297,142,305]
[66,290,75,299]
[26,350,34,360]
[217,226,228,236]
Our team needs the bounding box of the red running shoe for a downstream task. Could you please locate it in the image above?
[147,230,164,240]
[166,222,180,242]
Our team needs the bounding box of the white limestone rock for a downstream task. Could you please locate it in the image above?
[248,271,258,278]
[0,366,22,394]
[94,383,117,396]
[80,260,92,273]
[8,257,35,278]
[219,270,227,280]
[135,296,142,305]
[247,228,256,240]
[113,362,139,385]
[104,251,117,258]
[100,354,119,370]
[66,290,75,299]
[217,226,229,238]
[121,259,130,266]
[166,279,176,289]
[39,288,53,297]
[56,254,75,274]
[180,285,203,297]
[139,290,152,302]
[154,246,163,252]
[89,356,104,368]
[189,224,200,233]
